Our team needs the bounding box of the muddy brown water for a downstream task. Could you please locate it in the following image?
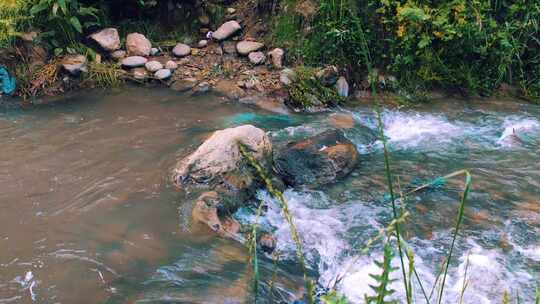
[1,88,539,303]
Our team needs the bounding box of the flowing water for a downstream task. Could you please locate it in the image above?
[0,88,538,303]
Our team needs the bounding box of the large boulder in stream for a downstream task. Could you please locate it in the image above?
[173,124,272,205]
[275,130,358,187]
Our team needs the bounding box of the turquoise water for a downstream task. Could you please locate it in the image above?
[0,89,538,303]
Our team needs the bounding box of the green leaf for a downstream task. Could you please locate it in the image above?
[69,16,83,33]
[58,0,68,15]
[30,2,48,15]
[52,3,59,16]
[54,47,64,56]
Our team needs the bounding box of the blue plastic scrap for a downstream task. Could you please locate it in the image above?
[0,66,16,95]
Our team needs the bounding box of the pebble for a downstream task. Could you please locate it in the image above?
[236,41,264,55]
[121,56,148,68]
[248,51,266,65]
[145,61,163,72]
[155,69,172,80]
[212,20,241,41]
[165,60,178,70]
[172,43,191,57]
[110,50,126,60]
[197,40,208,48]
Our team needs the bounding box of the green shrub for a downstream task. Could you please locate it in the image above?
[271,0,540,100]
[0,0,33,48]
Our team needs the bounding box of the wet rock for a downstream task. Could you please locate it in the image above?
[61,54,87,75]
[121,56,148,68]
[150,47,159,56]
[132,67,148,80]
[193,81,210,94]
[126,33,152,56]
[268,48,284,68]
[198,39,208,48]
[172,43,191,57]
[328,113,355,129]
[171,78,197,92]
[214,79,246,100]
[145,60,163,72]
[238,94,290,114]
[89,28,121,51]
[335,76,349,97]
[155,68,172,80]
[259,233,277,253]
[236,41,264,56]
[213,20,242,41]
[279,68,297,85]
[248,52,266,65]
[110,50,126,60]
[316,65,339,86]
[192,191,241,237]
[275,130,358,187]
[222,41,237,54]
[172,124,272,203]
[165,60,178,70]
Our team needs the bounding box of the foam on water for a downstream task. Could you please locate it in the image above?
[497,116,540,146]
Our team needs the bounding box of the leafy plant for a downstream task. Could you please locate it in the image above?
[365,242,398,304]
[29,0,101,50]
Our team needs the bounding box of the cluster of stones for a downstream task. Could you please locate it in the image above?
[59,7,352,113]
[172,124,364,251]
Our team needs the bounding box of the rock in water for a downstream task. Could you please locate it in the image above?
[335,76,349,97]
[259,233,277,253]
[268,48,284,68]
[126,33,151,56]
[212,20,242,41]
[172,124,272,203]
[121,56,148,68]
[192,191,241,237]
[145,60,163,72]
[154,69,171,80]
[89,28,120,51]
[275,130,358,187]
[236,41,264,55]
[172,43,191,57]
[171,78,198,92]
[61,54,87,75]
[248,51,266,65]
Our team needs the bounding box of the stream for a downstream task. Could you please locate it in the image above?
[0,87,538,303]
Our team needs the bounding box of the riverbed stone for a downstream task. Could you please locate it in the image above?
[154,68,172,80]
[61,54,87,75]
[145,60,163,72]
[172,124,272,203]
[172,43,190,57]
[171,78,198,92]
[89,28,121,51]
[192,191,241,237]
[110,50,126,60]
[248,52,266,65]
[259,233,277,253]
[150,47,159,56]
[212,20,242,41]
[165,60,178,70]
[214,79,246,100]
[275,130,358,187]
[236,41,264,55]
[126,33,151,56]
[268,48,284,68]
[335,76,349,97]
[121,56,148,68]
